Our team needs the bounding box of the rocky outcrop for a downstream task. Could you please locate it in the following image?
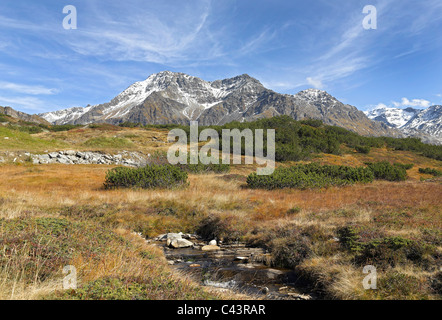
[31,150,148,167]
[0,106,50,125]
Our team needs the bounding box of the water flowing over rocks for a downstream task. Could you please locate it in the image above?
[151,232,317,300]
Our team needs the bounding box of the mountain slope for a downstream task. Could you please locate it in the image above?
[39,71,400,137]
[0,106,50,125]
[365,105,442,144]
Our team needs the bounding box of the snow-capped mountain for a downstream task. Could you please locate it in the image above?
[40,71,399,137]
[364,106,419,128]
[365,105,442,144]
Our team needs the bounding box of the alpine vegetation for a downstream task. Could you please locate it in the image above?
[103,165,188,190]
[167,121,275,175]
[247,163,374,190]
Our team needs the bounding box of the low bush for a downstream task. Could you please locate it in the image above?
[355,145,371,154]
[103,165,188,190]
[6,124,44,134]
[419,167,442,177]
[48,124,83,132]
[366,161,408,181]
[394,163,414,170]
[179,162,230,174]
[337,226,437,269]
[247,163,374,190]
[146,151,230,174]
[376,271,429,299]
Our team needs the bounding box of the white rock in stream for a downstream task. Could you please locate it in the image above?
[168,238,194,249]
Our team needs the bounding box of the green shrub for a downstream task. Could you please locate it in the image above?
[355,145,371,154]
[65,277,149,300]
[179,162,230,174]
[104,165,188,190]
[366,161,408,181]
[119,122,141,128]
[147,151,230,174]
[49,124,82,132]
[419,167,442,177]
[377,271,429,299]
[337,228,437,269]
[394,163,414,170]
[337,226,363,252]
[247,163,374,190]
[144,115,442,162]
[0,113,9,122]
[6,124,43,134]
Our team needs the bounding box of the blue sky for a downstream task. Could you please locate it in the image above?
[0,0,441,114]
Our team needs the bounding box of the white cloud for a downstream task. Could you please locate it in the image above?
[374,103,389,109]
[0,96,49,113]
[306,77,324,89]
[0,82,58,95]
[392,97,431,108]
[368,97,432,112]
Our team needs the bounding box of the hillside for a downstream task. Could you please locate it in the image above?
[0,117,441,300]
[0,106,50,125]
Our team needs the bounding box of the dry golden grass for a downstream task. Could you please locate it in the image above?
[0,163,440,230]
[0,138,441,300]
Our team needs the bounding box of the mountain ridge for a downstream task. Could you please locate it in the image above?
[0,106,50,125]
[39,71,406,140]
[365,105,442,144]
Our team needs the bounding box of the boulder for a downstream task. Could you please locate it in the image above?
[189,264,201,268]
[201,245,220,251]
[64,150,76,156]
[168,238,194,249]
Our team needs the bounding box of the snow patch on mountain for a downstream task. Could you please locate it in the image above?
[365,105,442,144]
[364,106,418,128]
[40,71,261,124]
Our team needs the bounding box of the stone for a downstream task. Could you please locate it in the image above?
[265,269,284,280]
[155,234,167,241]
[189,264,201,268]
[201,245,220,251]
[57,157,70,164]
[64,150,76,156]
[209,239,217,246]
[287,293,312,300]
[166,233,183,240]
[234,256,248,262]
[168,238,194,249]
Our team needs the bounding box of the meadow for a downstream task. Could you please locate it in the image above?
[0,118,441,300]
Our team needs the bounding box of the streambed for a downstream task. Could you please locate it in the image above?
[157,240,318,300]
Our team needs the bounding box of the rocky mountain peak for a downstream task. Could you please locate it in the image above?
[37,71,439,143]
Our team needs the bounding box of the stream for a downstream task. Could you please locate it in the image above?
[155,238,318,300]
